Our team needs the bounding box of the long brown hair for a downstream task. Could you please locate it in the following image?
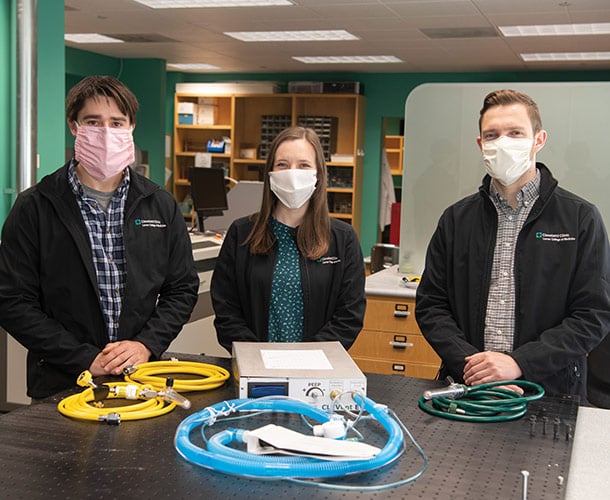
[245,126,330,259]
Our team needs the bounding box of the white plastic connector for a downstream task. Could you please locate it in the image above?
[124,384,139,400]
[312,416,346,439]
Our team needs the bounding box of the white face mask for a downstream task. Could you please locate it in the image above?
[269,169,317,209]
[481,136,534,186]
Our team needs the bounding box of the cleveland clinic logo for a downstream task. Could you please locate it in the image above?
[536,231,575,242]
[134,218,166,228]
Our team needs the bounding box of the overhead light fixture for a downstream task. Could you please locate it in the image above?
[293,55,402,64]
[132,0,294,7]
[500,23,610,37]
[64,33,124,44]
[521,51,610,61]
[167,63,221,71]
[225,30,359,42]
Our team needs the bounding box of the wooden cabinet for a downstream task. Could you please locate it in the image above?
[349,295,441,378]
[384,135,404,176]
[173,95,234,221]
[172,93,365,234]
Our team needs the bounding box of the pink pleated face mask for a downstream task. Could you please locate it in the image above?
[74,124,135,181]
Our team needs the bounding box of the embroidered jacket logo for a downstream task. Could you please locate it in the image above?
[134,218,167,228]
[317,256,341,264]
[536,231,575,242]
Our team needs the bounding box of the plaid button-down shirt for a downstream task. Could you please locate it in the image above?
[68,161,129,342]
[484,169,540,353]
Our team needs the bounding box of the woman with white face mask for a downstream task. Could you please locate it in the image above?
[211,127,366,353]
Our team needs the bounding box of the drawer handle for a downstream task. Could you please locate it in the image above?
[389,341,414,349]
[394,303,410,318]
[392,364,405,372]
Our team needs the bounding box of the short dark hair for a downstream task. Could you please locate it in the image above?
[479,89,542,134]
[66,75,139,125]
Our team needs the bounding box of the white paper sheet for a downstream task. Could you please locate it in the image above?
[260,349,333,370]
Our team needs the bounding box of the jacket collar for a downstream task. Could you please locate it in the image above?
[38,161,159,204]
[479,162,558,204]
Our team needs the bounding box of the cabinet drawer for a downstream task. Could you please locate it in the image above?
[349,330,441,365]
[350,357,439,379]
[363,296,419,334]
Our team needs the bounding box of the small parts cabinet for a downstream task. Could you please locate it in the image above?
[349,296,440,378]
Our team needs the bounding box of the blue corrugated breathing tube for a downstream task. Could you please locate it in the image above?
[174,395,406,480]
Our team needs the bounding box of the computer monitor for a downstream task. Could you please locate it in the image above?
[189,167,228,233]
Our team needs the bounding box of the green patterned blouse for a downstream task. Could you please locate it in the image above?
[268,218,304,342]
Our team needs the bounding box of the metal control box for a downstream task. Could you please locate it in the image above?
[232,341,367,411]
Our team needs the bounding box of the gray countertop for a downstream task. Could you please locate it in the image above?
[190,232,223,262]
[565,405,610,499]
[365,264,417,298]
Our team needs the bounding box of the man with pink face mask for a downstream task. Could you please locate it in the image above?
[0,76,199,399]
[415,89,610,402]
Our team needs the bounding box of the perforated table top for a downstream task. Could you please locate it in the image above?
[0,356,577,499]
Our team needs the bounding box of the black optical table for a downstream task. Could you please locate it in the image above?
[0,355,579,499]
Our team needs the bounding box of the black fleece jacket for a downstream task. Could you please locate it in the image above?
[211,216,366,354]
[416,164,610,400]
[0,163,199,398]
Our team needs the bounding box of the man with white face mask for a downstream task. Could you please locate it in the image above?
[0,76,199,399]
[211,127,365,353]
[416,89,610,402]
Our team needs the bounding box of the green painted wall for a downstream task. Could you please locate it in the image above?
[37,0,65,178]
[0,1,14,224]
[65,46,121,78]
[121,59,166,188]
[0,0,64,225]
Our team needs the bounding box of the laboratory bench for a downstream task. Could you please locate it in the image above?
[0,354,608,499]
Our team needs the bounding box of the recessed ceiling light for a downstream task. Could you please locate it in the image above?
[225,30,359,42]
[167,63,221,71]
[500,23,610,37]
[292,55,402,64]
[132,0,294,7]
[521,51,610,61]
[64,33,124,43]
